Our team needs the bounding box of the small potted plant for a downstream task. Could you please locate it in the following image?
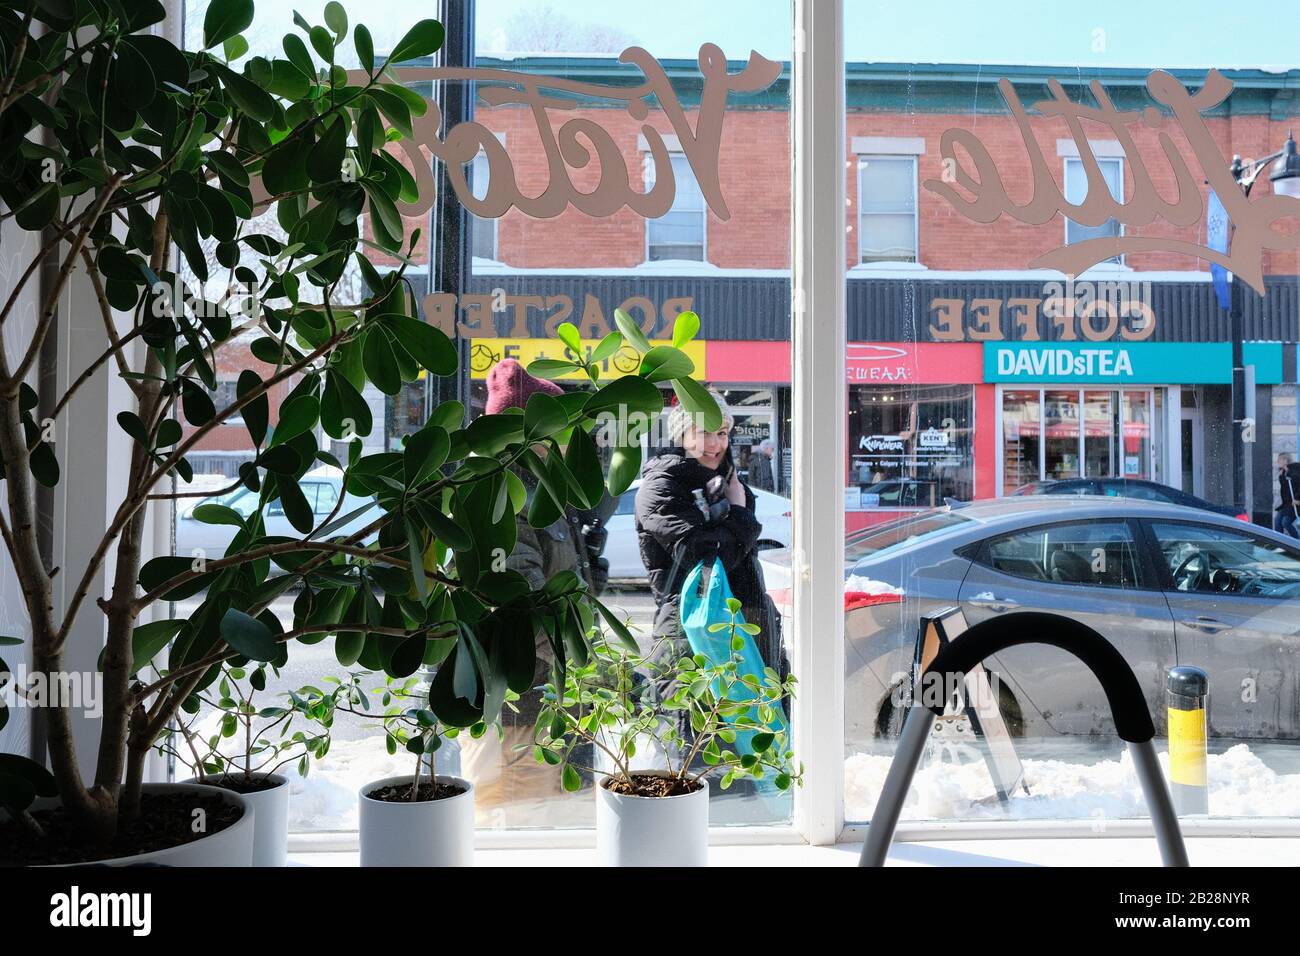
[155,663,333,866]
[533,599,802,867]
[320,670,478,867]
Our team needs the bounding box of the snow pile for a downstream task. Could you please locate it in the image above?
[287,737,413,831]
[845,742,1300,822]
[844,575,904,596]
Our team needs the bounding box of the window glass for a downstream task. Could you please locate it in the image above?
[1044,389,1082,481]
[841,1,1300,829]
[1102,480,1165,502]
[1064,156,1123,251]
[848,384,973,507]
[647,153,707,261]
[845,509,972,566]
[983,521,1139,587]
[1152,523,1300,597]
[858,155,917,262]
[470,153,497,261]
[458,0,794,833]
[1001,390,1042,493]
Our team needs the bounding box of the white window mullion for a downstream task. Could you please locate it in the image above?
[791,0,845,846]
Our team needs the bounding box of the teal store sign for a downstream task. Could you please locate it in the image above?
[983,342,1283,384]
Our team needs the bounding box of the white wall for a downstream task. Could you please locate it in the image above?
[0,219,40,759]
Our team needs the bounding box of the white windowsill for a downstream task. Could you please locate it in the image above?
[289,835,1300,867]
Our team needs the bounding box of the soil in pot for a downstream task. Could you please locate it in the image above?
[604,774,704,798]
[200,775,282,795]
[0,791,242,866]
[366,780,466,802]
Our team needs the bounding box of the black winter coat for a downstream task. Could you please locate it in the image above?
[1279,463,1300,514]
[633,450,782,665]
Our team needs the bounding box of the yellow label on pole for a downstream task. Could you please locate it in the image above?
[1167,706,1208,787]
[468,338,706,381]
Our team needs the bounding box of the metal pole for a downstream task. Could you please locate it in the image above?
[1244,363,1256,523]
[859,706,934,866]
[1128,739,1190,867]
[1230,273,1246,513]
[430,0,476,417]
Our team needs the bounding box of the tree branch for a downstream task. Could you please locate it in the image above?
[3,176,124,395]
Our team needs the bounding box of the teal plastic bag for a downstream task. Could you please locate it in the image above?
[679,557,790,758]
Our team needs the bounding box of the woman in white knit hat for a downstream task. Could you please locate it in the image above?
[633,388,784,707]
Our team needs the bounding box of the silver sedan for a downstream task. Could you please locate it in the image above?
[761,497,1300,746]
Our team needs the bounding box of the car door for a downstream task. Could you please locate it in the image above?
[1144,519,1300,740]
[751,488,791,549]
[601,488,644,580]
[957,518,1177,735]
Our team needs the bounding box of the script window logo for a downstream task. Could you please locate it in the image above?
[255,45,781,224]
[924,70,1300,295]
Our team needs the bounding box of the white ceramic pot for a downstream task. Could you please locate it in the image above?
[14,782,254,867]
[596,771,709,867]
[187,774,288,867]
[359,774,474,867]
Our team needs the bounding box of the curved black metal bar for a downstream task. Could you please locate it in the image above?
[923,611,1155,743]
[860,613,1187,867]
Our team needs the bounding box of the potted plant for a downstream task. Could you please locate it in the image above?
[154,662,334,866]
[533,598,802,867]
[0,0,720,865]
[312,670,479,866]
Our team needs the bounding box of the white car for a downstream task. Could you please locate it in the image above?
[175,466,378,559]
[602,479,792,581]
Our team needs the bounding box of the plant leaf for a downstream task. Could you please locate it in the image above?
[203,0,254,49]
[220,608,278,661]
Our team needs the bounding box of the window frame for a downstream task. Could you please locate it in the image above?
[856,153,919,264]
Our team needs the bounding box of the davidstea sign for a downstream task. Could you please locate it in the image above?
[985,342,1283,384]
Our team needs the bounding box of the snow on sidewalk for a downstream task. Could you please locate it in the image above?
[845,742,1300,821]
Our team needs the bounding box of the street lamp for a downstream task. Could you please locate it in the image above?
[1226,132,1300,521]
[1268,134,1300,198]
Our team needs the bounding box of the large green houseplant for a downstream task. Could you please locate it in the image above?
[0,0,719,862]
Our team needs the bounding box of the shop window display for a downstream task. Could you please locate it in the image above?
[848,385,974,507]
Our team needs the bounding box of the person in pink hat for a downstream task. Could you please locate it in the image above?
[460,358,609,822]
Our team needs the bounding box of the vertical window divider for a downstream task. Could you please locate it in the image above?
[792,0,846,846]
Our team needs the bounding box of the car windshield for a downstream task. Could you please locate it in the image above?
[845,509,972,563]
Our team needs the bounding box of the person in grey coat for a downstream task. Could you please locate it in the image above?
[459,360,609,822]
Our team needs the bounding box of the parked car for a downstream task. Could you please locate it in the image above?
[602,479,792,581]
[1013,477,1247,521]
[760,497,1300,745]
[857,478,942,509]
[175,466,378,559]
